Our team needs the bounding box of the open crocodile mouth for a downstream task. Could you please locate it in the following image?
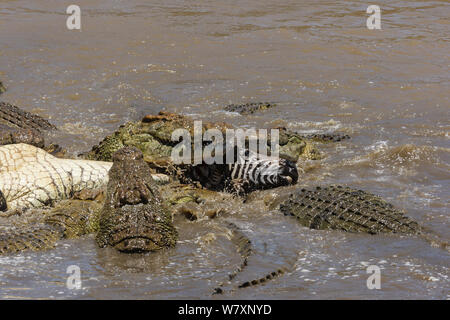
[112,236,162,253]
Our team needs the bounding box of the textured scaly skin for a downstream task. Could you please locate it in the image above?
[280,185,421,234]
[0,147,174,255]
[279,186,448,251]
[0,101,56,149]
[0,143,111,210]
[0,144,169,211]
[0,200,102,255]
[81,112,322,165]
[95,147,177,252]
[212,222,291,294]
[224,102,276,115]
[0,102,56,132]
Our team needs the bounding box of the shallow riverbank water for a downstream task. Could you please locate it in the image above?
[0,0,449,299]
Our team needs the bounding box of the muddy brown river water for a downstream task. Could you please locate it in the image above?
[0,0,449,299]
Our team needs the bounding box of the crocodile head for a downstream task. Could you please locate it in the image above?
[82,111,321,166]
[95,147,177,253]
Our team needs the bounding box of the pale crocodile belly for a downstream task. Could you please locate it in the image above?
[0,143,112,210]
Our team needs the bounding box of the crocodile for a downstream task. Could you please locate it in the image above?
[0,102,56,133]
[0,146,177,254]
[212,222,287,295]
[80,111,324,191]
[95,147,177,252]
[1,104,443,294]
[224,102,276,115]
[0,145,269,293]
[279,185,421,234]
[81,111,323,163]
[277,185,448,251]
[0,102,64,156]
[298,133,351,143]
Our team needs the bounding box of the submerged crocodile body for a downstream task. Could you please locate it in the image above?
[280,185,421,235]
[0,102,56,133]
[81,111,323,164]
[224,102,276,115]
[278,185,448,250]
[0,101,52,148]
[0,200,102,255]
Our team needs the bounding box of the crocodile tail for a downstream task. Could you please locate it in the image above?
[237,268,285,289]
[226,222,252,281]
[212,222,289,295]
[214,267,289,295]
[0,223,64,255]
[213,222,252,295]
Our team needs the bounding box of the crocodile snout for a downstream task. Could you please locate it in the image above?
[114,236,160,253]
[96,147,178,252]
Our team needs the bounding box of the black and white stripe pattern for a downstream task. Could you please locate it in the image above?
[189,148,298,193]
[228,149,297,189]
[229,150,278,186]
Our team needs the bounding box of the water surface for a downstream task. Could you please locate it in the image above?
[0,0,448,299]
